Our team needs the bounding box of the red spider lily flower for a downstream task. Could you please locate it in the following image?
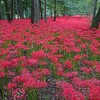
[48,55,59,63]
[73,54,82,61]
[56,81,73,89]
[23,79,47,89]
[27,58,38,66]
[83,60,93,67]
[81,43,87,49]
[57,80,84,100]
[72,47,81,52]
[41,68,51,75]
[32,71,42,79]
[64,71,78,78]
[10,58,19,68]
[56,70,64,76]
[8,83,17,90]
[7,71,15,77]
[72,77,83,87]
[12,88,26,99]
[82,78,100,87]
[81,67,93,74]
[89,86,100,100]
[0,71,5,78]
[72,91,85,100]
[15,42,28,50]
[39,61,47,66]
[19,56,27,61]
[95,62,100,73]
[90,45,98,53]
[13,76,27,83]
[32,50,46,59]
[1,60,10,69]
[55,63,62,68]
[65,60,73,69]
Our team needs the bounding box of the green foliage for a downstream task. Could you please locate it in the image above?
[64,0,93,15]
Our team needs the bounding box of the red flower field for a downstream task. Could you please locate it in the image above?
[0,16,100,100]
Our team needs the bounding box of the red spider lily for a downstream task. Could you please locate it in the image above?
[27,58,38,66]
[12,88,26,99]
[72,47,81,52]
[95,62,100,73]
[23,79,47,89]
[0,71,5,78]
[73,54,82,61]
[81,67,93,74]
[89,86,100,100]
[56,70,64,76]
[32,71,43,79]
[32,50,46,59]
[81,43,87,49]
[8,83,17,90]
[41,68,51,75]
[65,60,73,69]
[83,60,93,67]
[64,71,78,78]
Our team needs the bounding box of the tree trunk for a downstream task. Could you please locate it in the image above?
[31,0,41,24]
[91,7,100,28]
[51,9,53,18]
[15,0,19,19]
[39,0,43,19]
[31,0,34,23]
[91,0,98,24]
[4,0,12,22]
[54,0,56,21]
[36,0,41,22]
[44,0,47,22]
[11,0,14,20]
[17,0,24,19]
[0,1,2,20]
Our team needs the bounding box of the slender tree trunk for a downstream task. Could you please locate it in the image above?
[15,0,19,19]
[54,0,56,21]
[36,0,41,22]
[44,0,47,22]
[39,0,43,19]
[91,0,98,23]
[34,0,37,23]
[31,0,34,23]
[51,9,53,18]
[17,0,24,19]
[0,1,2,20]
[4,0,12,22]
[11,0,14,20]
[91,7,100,28]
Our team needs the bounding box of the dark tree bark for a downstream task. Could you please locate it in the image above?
[17,0,24,19]
[91,7,100,28]
[4,0,12,22]
[44,0,47,22]
[31,0,34,23]
[11,0,14,20]
[15,0,19,19]
[31,0,41,24]
[39,0,43,19]
[0,1,2,20]
[54,0,56,21]
[51,9,53,18]
[36,0,41,22]
[91,0,98,24]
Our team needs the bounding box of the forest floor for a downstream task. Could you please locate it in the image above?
[0,16,100,100]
